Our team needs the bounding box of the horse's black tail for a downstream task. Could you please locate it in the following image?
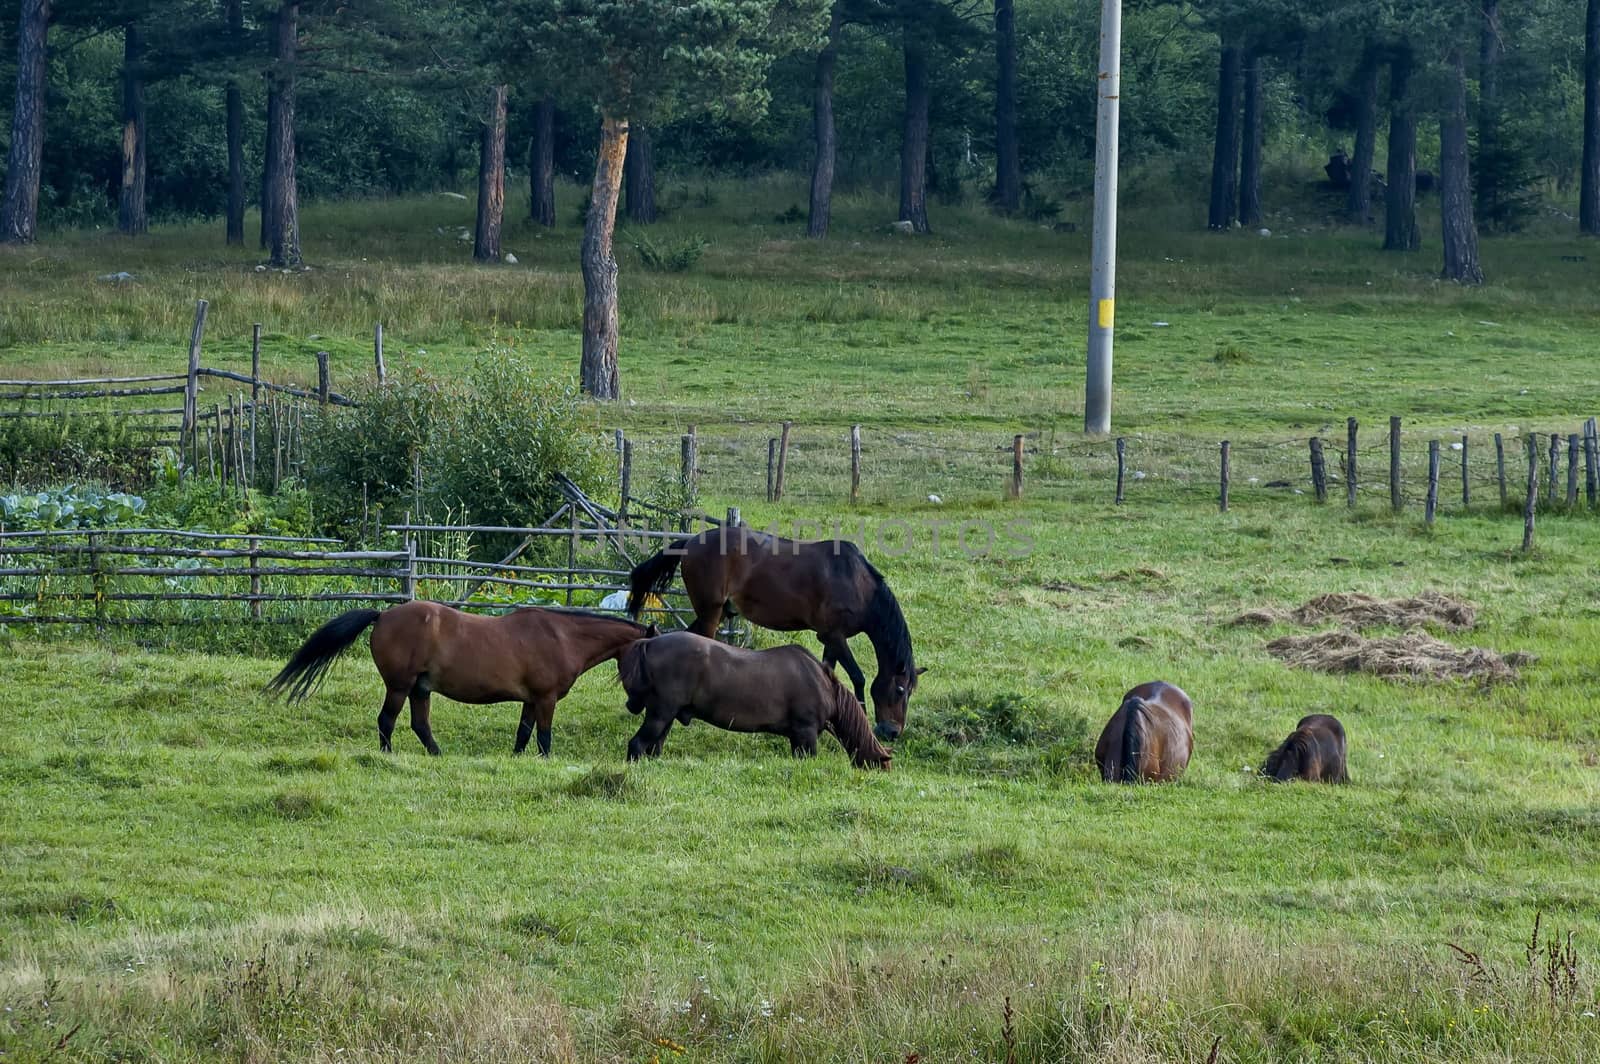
[1120,696,1146,783]
[627,539,691,619]
[266,609,382,702]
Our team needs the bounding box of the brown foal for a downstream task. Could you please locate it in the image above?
[1261,714,1349,783]
[1095,681,1194,783]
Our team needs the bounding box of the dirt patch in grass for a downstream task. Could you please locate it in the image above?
[1265,630,1533,684]
[1233,591,1476,631]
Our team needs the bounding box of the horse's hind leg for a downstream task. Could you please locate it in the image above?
[377,688,407,752]
[514,697,557,757]
[627,710,674,762]
[409,687,441,756]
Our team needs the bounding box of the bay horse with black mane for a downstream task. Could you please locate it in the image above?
[267,601,654,756]
[1262,714,1348,783]
[1095,681,1194,783]
[627,527,921,740]
[616,630,892,768]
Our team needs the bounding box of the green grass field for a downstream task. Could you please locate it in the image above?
[4,183,1600,1061]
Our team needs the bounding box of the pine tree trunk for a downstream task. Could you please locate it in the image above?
[1238,49,1264,227]
[474,84,507,263]
[623,126,656,224]
[259,83,276,250]
[1582,0,1600,235]
[1383,45,1420,252]
[1441,48,1484,283]
[0,0,51,245]
[264,2,300,268]
[530,95,555,227]
[1477,0,1502,226]
[225,0,244,246]
[899,27,931,234]
[992,0,1021,213]
[580,116,628,400]
[118,24,148,237]
[807,7,841,238]
[1208,40,1242,230]
[1345,44,1381,223]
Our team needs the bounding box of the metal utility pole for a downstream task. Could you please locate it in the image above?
[1084,0,1121,435]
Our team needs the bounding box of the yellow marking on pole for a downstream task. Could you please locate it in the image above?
[1097,298,1115,329]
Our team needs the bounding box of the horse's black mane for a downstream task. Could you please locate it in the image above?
[859,559,914,672]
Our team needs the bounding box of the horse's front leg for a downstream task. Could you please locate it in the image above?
[789,724,819,759]
[823,636,868,704]
[515,697,557,757]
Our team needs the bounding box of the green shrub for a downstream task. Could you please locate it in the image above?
[0,409,152,488]
[898,690,1091,780]
[633,231,709,273]
[300,366,445,536]
[425,352,612,559]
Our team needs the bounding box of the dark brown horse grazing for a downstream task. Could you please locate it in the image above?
[615,630,892,769]
[266,601,654,756]
[1262,714,1349,783]
[1095,681,1194,783]
[627,527,921,741]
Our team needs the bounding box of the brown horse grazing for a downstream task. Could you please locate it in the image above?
[1095,681,1194,783]
[615,630,892,769]
[627,527,922,741]
[1261,714,1349,783]
[266,601,654,757]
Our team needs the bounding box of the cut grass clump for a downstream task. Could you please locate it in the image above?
[263,752,339,775]
[1265,630,1534,683]
[564,767,644,801]
[5,891,120,923]
[1233,591,1476,631]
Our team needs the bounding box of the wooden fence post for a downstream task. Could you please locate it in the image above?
[182,298,209,457]
[1389,416,1402,511]
[88,532,106,630]
[619,439,633,522]
[1115,437,1126,505]
[1220,440,1231,513]
[774,421,792,502]
[316,351,330,407]
[1586,418,1598,509]
[1495,432,1507,507]
[1425,440,1440,526]
[1566,434,1579,507]
[248,535,262,620]
[1523,434,1538,552]
[374,322,386,386]
[1346,417,1357,507]
[1309,437,1327,503]
[1459,435,1469,508]
[1548,433,1561,503]
[1009,434,1024,499]
[249,323,261,488]
[850,424,861,503]
[680,430,698,510]
[766,438,778,502]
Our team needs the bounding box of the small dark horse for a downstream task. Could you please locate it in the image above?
[267,601,654,756]
[1261,714,1349,783]
[1095,681,1194,783]
[615,630,892,768]
[627,527,921,741]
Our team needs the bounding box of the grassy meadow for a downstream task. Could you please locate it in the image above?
[4,180,1600,1061]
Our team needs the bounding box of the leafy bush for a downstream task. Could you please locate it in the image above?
[633,231,709,273]
[0,409,152,488]
[426,354,612,559]
[300,367,445,535]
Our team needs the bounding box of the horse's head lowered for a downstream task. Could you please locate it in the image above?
[869,662,925,742]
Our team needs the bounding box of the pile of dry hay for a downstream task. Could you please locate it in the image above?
[1265,630,1534,684]
[1231,591,1475,631]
